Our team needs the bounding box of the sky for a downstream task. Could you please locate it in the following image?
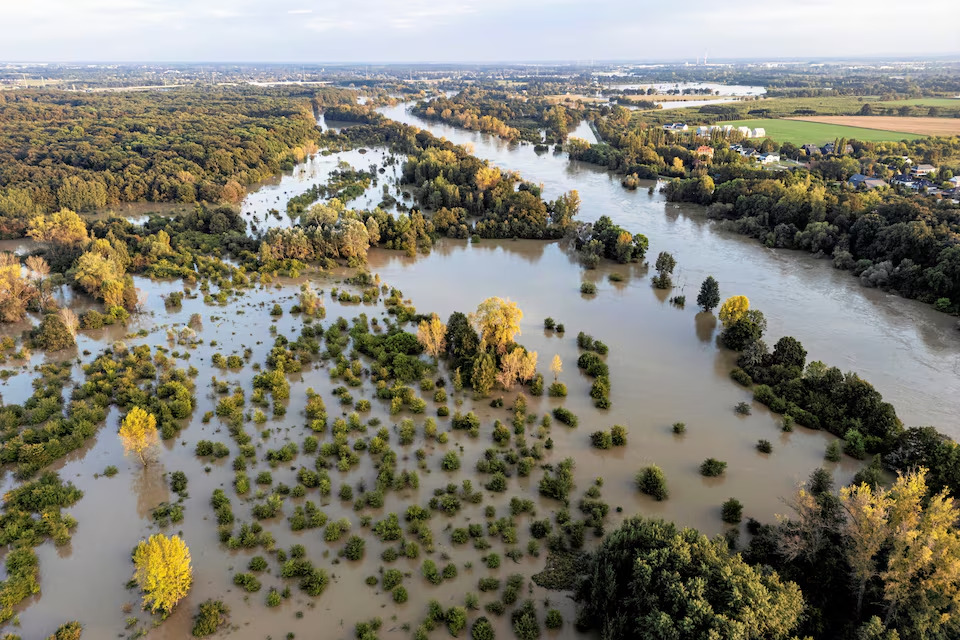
[2,0,958,63]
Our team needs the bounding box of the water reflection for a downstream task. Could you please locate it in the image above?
[695,312,718,343]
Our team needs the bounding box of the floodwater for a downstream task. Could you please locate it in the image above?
[377,102,960,434]
[0,98,955,640]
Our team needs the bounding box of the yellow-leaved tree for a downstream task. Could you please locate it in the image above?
[27,208,88,247]
[497,348,538,390]
[550,355,563,381]
[475,166,502,191]
[471,297,522,354]
[840,468,960,633]
[119,406,159,466]
[417,313,447,361]
[133,534,192,613]
[718,295,750,328]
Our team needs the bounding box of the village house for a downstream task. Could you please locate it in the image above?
[910,163,937,177]
[696,145,714,159]
[822,142,854,155]
[801,144,821,156]
[759,152,780,164]
[849,174,888,189]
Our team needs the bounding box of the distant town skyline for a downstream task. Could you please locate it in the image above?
[2,0,958,63]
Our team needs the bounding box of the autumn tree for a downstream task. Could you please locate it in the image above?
[697,276,720,312]
[133,534,193,613]
[550,354,562,381]
[27,208,88,247]
[119,406,159,466]
[497,348,538,390]
[472,297,523,354]
[299,283,323,317]
[338,218,370,262]
[876,469,960,637]
[719,295,750,327]
[25,255,51,312]
[0,252,36,322]
[417,314,447,362]
[475,166,502,191]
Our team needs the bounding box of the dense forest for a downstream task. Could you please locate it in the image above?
[0,86,356,236]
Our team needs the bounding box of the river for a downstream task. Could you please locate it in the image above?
[375,101,960,435]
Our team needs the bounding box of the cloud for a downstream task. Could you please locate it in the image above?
[0,0,956,62]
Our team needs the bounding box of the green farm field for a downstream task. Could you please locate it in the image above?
[724,118,926,145]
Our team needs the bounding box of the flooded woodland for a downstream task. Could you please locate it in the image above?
[0,100,957,640]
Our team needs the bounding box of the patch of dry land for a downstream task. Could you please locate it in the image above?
[786,116,960,137]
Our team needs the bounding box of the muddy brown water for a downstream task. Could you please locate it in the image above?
[0,104,953,639]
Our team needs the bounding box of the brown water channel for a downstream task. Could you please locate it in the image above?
[377,102,960,434]
[0,103,954,639]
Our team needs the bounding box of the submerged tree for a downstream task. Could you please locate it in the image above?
[133,533,193,614]
[120,406,159,466]
[417,313,447,362]
[653,251,677,289]
[497,347,538,390]
[697,276,720,312]
[472,297,523,354]
[550,354,563,381]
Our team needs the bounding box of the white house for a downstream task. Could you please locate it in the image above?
[911,164,937,177]
[759,153,780,164]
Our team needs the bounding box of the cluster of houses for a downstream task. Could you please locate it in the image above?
[848,161,960,198]
[663,123,767,139]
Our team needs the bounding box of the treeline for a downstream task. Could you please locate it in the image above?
[0,86,356,236]
[664,166,960,313]
[411,88,580,143]
[717,294,960,498]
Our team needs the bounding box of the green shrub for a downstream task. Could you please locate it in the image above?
[721,498,743,524]
[552,407,577,427]
[232,572,261,592]
[636,465,668,501]
[192,600,229,637]
[580,282,597,294]
[447,606,468,636]
[730,368,752,386]
[511,600,540,640]
[756,439,772,454]
[545,609,563,629]
[547,382,567,397]
[825,440,842,462]
[343,535,365,560]
[700,458,727,477]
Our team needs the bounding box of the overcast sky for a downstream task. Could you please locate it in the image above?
[3,0,958,63]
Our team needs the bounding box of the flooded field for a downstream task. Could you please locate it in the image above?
[0,101,953,640]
